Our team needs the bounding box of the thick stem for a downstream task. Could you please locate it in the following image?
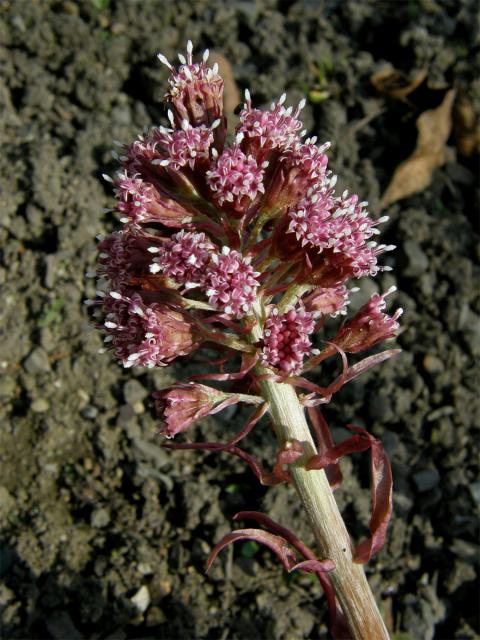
[251,303,389,640]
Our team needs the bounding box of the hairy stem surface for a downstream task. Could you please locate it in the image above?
[251,302,389,640]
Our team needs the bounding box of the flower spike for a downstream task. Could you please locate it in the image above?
[93,41,402,639]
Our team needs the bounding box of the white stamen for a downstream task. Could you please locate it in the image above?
[157,53,173,70]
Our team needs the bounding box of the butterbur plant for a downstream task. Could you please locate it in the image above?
[89,41,402,640]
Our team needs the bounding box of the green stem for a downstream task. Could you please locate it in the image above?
[250,301,389,640]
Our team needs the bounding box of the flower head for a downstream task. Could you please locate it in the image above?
[93,41,400,383]
[97,230,158,288]
[205,247,260,317]
[304,285,351,317]
[261,306,315,374]
[149,230,216,286]
[333,287,403,353]
[238,92,305,159]
[153,382,237,438]
[288,190,393,280]
[114,173,193,227]
[100,291,200,368]
[206,144,265,213]
[160,41,225,133]
[152,121,214,171]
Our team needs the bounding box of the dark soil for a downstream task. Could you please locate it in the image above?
[1,1,479,639]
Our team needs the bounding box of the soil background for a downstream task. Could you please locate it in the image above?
[1,1,479,639]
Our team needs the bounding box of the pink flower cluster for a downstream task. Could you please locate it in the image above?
[206,144,265,212]
[99,291,198,368]
[149,232,260,317]
[261,307,316,374]
[288,191,393,278]
[91,41,401,424]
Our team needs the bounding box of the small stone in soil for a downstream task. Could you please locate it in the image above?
[24,347,51,374]
[402,240,429,277]
[91,508,110,528]
[413,468,440,492]
[0,377,16,400]
[31,398,49,413]
[131,585,150,613]
[123,379,148,405]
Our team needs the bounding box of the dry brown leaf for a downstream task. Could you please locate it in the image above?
[371,66,427,100]
[454,93,480,157]
[380,89,456,209]
[209,51,240,118]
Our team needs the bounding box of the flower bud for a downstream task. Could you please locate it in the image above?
[304,285,350,317]
[100,291,200,368]
[115,173,194,228]
[154,382,235,438]
[97,230,160,288]
[332,287,402,353]
[161,42,226,148]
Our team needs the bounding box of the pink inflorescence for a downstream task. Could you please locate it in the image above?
[100,291,198,368]
[115,174,155,225]
[334,286,403,354]
[288,190,392,278]
[304,285,351,317]
[261,306,316,374]
[238,91,305,154]
[161,43,224,129]
[149,230,215,285]
[97,230,155,288]
[206,144,265,211]
[92,40,400,380]
[152,121,214,170]
[205,248,260,317]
